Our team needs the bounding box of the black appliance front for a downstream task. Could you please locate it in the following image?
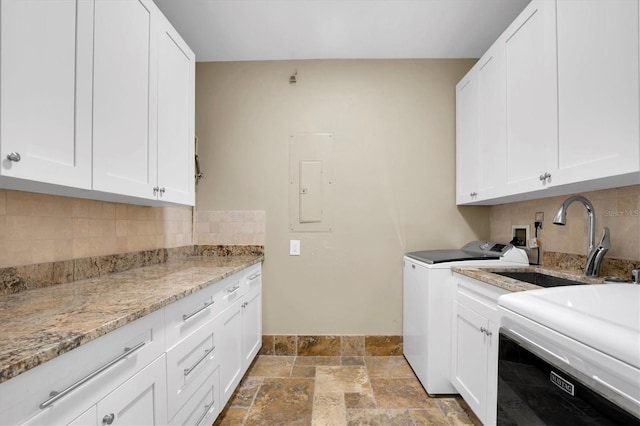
[497,331,639,426]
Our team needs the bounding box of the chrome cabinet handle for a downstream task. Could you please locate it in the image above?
[39,342,146,409]
[153,186,159,195]
[539,172,551,183]
[159,187,165,196]
[479,327,492,337]
[195,401,214,426]
[184,347,215,376]
[470,192,478,197]
[183,300,215,321]
[6,152,21,162]
[247,272,261,280]
[226,283,240,294]
[102,413,115,425]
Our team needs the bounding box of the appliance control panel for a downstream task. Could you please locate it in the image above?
[463,240,512,256]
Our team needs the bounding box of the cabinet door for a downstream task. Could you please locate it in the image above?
[455,69,480,205]
[0,0,92,188]
[92,0,157,200]
[156,18,196,205]
[477,43,507,199]
[67,407,98,426]
[451,301,488,424]
[556,0,640,185]
[217,301,243,409]
[241,285,262,370]
[96,355,167,426]
[503,0,558,194]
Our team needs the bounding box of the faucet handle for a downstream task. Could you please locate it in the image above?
[598,227,611,250]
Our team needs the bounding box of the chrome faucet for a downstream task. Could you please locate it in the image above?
[553,195,610,277]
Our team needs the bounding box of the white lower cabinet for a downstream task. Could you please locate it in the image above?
[451,273,508,426]
[169,367,219,426]
[96,355,168,426]
[218,299,244,408]
[0,262,262,426]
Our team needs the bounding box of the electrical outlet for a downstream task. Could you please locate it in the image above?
[290,240,301,256]
[535,212,544,222]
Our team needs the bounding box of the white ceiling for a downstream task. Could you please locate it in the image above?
[154,0,531,62]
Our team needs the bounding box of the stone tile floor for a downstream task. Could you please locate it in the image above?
[213,355,482,425]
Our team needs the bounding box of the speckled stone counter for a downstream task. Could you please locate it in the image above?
[451,265,606,293]
[0,255,263,384]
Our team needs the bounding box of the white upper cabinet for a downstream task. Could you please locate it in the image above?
[0,0,195,206]
[456,0,639,205]
[92,0,157,200]
[156,16,196,205]
[503,0,558,195]
[0,0,93,189]
[555,0,640,185]
[476,42,507,200]
[456,38,508,204]
[455,69,480,205]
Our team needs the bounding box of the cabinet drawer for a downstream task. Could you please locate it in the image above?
[164,278,229,349]
[166,317,218,420]
[1,309,165,426]
[169,366,219,426]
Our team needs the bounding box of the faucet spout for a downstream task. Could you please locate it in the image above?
[552,195,595,253]
[553,195,608,276]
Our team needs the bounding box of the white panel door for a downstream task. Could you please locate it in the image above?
[504,0,557,194]
[241,285,262,370]
[477,43,507,199]
[92,0,157,200]
[455,70,479,204]
[156,19,195,205]
[451,301,489,424]
[217,301,243,409]
[96,355,167,426]
[556,0,640,184]
[0,0,92,188]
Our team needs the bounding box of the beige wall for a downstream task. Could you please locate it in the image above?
[0,189,193,268]
[195,59,488,335]
[489,185,640,262]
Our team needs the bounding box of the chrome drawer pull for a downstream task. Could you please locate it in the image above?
[39,341,146,409]
[226,283,240,294]
[184,347,215,376]
[195,401,214,426]
[182,300,215,321]
[247,272,261,280]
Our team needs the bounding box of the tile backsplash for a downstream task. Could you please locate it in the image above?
[489,185,639,264]
[195,210,265,246]
[0,189,193,268]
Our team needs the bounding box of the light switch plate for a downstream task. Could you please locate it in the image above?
[290,240,301,256]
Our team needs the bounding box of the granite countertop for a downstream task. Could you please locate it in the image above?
[0,255,263,384]
[451,265,606,292]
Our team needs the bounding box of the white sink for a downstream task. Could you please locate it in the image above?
[499,284,640,368]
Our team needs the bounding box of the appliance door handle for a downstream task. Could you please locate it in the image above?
[39,342,146,409]
[592,375,640,407]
